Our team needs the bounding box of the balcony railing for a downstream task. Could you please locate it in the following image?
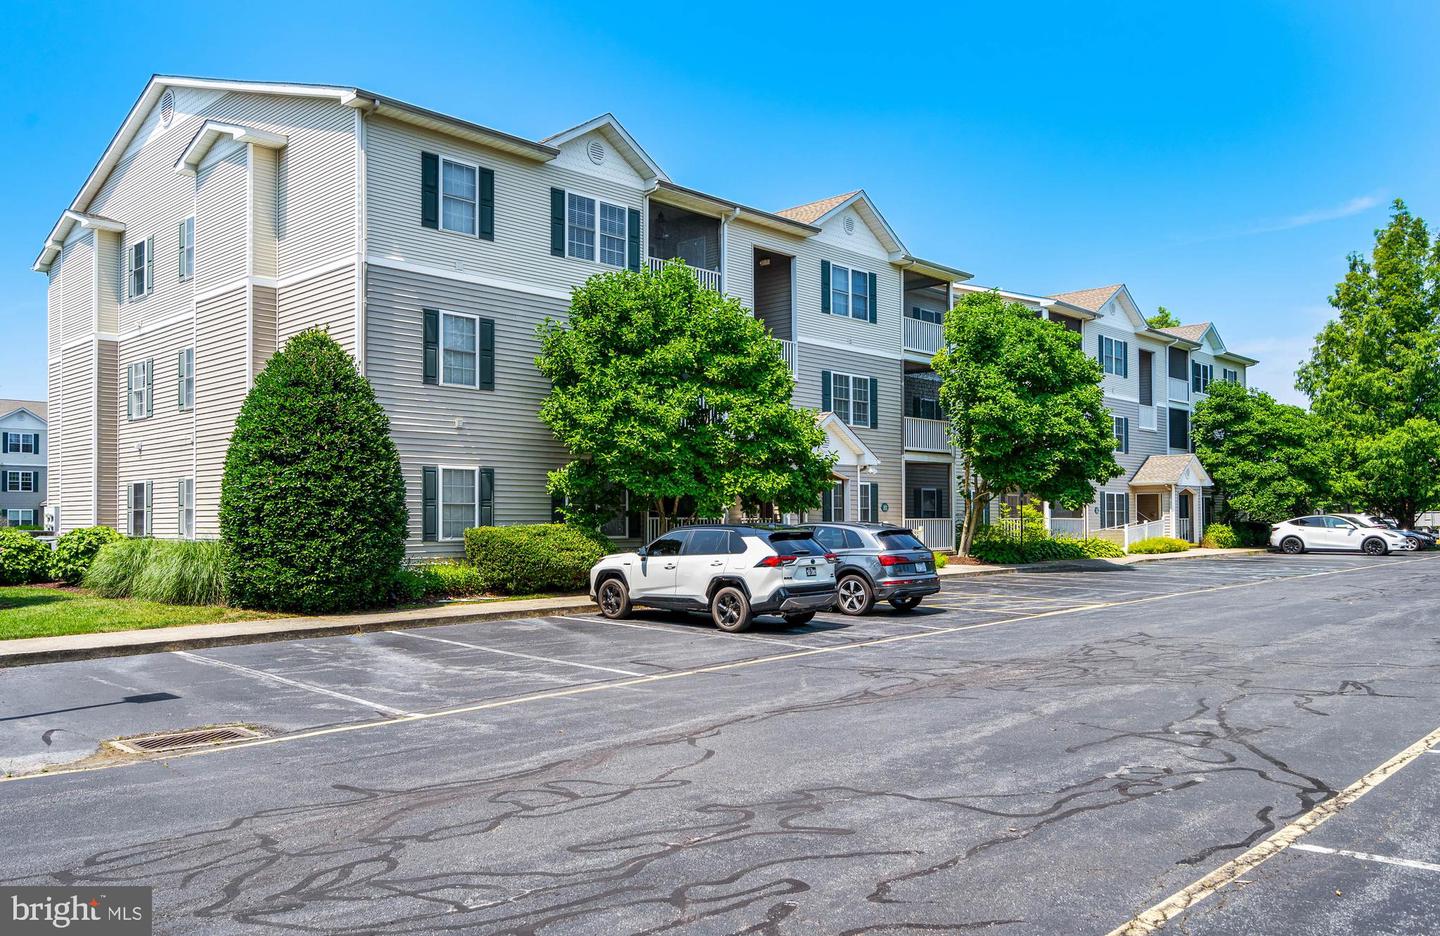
[1138,404,1157,430]
[648,256,722,291]
[777,338,798,378]
[905,516,955,551]
[903,317,943,355]
[1168,377,1190,402]
[903,417,949,452]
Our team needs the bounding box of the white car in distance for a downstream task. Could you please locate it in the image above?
[1270,514,1415,556]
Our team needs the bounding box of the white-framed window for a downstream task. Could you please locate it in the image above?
[178,477,194,539]
[908,305,942,325]
[859,482,879,523]
[440,466,478,540]
[1099,335,1128,377]
[1192,362,1213,393]
[828,371,874,426]
[3,432,38,454]
[178,216,195,280]
[831,373,851,423]
[1101,491,1129,529]
[830,264,870,320]
[127,360,151,420]
[127,236,153,298]
[1222,367,1241,384]
[1113,416,1129,454]
[822,480,846,521]
[4,470,37,493]
[440,310,480,388]
[441,156,479,235]
[5,509,35,526]
[566,192,627,267]
[128,481,151,537]
[917,487,943,518]
[178,347,195,411]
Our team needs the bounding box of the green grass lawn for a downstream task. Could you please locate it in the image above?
[0,586,284,642]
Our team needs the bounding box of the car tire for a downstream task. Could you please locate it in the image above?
[596,577,632,619]
[1280,537,1305,555]
[1362,537,1389,556]
[711,586,754,632]
[889,595,923,612]
[783,611,816,627]
[835,575,875,616]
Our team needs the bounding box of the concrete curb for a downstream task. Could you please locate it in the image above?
[0,597,597,669]
[937,547,1269,576]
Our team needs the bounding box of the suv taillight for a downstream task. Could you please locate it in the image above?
[758,555,797,568]
[824,553,838,563]
[877,554,905,567]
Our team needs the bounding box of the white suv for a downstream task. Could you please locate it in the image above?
[1270,514,1415,556]
[589,525,837,632]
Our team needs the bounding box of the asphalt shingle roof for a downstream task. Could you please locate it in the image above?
[776,191,860,224]
[1130,454,1200,486]
[1047,284,1124,312]
[0,399,46,422]
[1155,323,1212,343]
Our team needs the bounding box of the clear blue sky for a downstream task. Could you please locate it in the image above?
[4,1,1437,406]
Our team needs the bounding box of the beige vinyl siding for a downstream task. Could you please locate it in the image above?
[96,340,119,527]
[96,233,120,332]
[277,262,357,352]
[115,320,195,538]
[46,358,62,522]
[47,264,64,360]
[252,284,277,372]
[251,145,278,278]
[57,345,96,531]
[193,286,250,537]
[59,232,96,342]
[365,264,571,556]
[794,342,905,526]
[365,115,643,295]
[194,142,249,294]
[1089,318,1140,402]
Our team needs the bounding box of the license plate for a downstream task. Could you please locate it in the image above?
[916,562,928,572]
[805,566,816,577]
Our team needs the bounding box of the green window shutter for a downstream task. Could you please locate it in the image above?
[820,260,831,314]
[144,358,153,417]
[422,309,439,385]
[1121,341,1129,378]
[867,272,878,323]
[478,167,495,240]
[821,370,832,411]
[145,481,152,518]
[144,237,154,294]
[421,466,438,541]
[550,188,566,256]
[126,483,133,533]
[1192,361,1201,392]
[177,350,184,410]
[478,318,495,390]
[178,220,186,276]
[126,365,134,420]
[421,152,439,229]
[627,207,641,271]
[1,433,8,454]
[479,468,495,527]
[1123,418,1130,454]
[869,377,879,429]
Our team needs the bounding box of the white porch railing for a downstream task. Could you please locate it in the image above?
[1048,517,1089,538]
[777,338,798,378]
[905,517,955,551]
[903,417,949,452]
[1168,377,1190,402]
[1124,519,1167,550]
[648,256,722,291]
[1138,404,1157,430]
[1176,518,1193,543]
[903,317,943,355]
[644,514,725,543]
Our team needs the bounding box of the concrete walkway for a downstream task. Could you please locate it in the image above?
[1,548,1267,669]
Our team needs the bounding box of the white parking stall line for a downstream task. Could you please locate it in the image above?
[172,650,413,717]
[554,615,816,649]
[1289,842,1440,874]
[386,629,644,677]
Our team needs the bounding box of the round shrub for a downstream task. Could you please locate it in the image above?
[220,330,408,613]
[1200,523,1240,549]
[50,525,123,585]
[932,552,949,569]
[1071,537,1126,559]
[415,560,486,599]
[0,527,51,585]
[464,524,608,594]
[1128,536,1192,554]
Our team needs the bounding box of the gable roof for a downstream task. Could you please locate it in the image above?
[776,189,907,255]
[1048,284,1124,312]
[1156,322,1212,344]
[778,191,860,224]
[542,113,668,183]
[1130,453,1212,488]
[0,400,47,422]
[817,412,880,468]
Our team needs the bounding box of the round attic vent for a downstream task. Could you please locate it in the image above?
[159,89,175,127]
[843,216,855,234]
[587,140,606,165]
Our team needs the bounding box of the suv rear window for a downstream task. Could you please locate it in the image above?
[877,531,926,551]
[766,531,828,556]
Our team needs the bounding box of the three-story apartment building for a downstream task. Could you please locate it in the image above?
[0,400,47,527]
[36,76,968,554]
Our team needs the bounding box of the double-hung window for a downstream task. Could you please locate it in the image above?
[441,311,479,388]
[831,373,851,424]
[178,348,195,411]
[599,203,627,267]
[127,236,153,298]
[1222,367,1240,384]
[850,376,871,427]
[830,265,870,320]
[6,509,35,526]
[440,467,478,540]
[1192,362,1213,393]
[566,193,628,267]
[909,305,942,325]
[3,471,36,493]
[2,432,37,454]
[859,482,879,523]
[441,157,479,235]
[825,371,877,427]
[1113,416,1130,454]
[1099,335,1128,377]
[128,481,150,537]
[822,480,846,521]
[127,360,152,421]
[178,216,195,280]
[1101,492,1129,529]
[178,478,194,539]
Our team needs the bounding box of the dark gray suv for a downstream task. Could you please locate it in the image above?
[804,522,942,615]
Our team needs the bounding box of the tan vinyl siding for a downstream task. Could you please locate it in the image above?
[115,320,195,538]
[57,345,96,531]
[365,115,643,295]
[252,284,277,372]
[251,145,278,278]
[194,142,249,294]
[59,232,96,342]
[277,262,356,352]
[193,286,249,537]
[96,340,119,527]
[96,232,120,332]
[47,266,64,361]
[46,359,62,521]
[365,264,570,556]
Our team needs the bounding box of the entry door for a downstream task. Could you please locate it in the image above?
[1178,492,1192,540]
[633,531,687,598]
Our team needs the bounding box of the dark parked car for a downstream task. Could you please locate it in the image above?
[805,522,942,615]
[1366,516,1435,550]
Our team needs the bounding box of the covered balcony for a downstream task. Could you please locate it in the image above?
[902,268,951,358]
[903,460,955,551]
[648,199,722,291]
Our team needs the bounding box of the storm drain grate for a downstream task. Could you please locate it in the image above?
[108,725,263,755]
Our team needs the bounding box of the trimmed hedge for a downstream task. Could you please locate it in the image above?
[1128,536,1192,554]
[969,528,1125,564]
[415,560,486,598]
[85,539,228,605]
[1200,523,1240,549]
[0,528,50,585]
[464,524,610,594]
[50,525,124,585]
[220,330,408,613]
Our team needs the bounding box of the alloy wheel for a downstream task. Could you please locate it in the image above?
[716,593,742,627]
[838,579,866,614]
[599,581,623,615]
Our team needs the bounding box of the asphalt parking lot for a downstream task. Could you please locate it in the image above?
[2,552,1438,935]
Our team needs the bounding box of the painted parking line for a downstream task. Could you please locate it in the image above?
[1289,842,1440,874]
[385,629,645,677]
[172,650,413,717]
[554,615,819,649]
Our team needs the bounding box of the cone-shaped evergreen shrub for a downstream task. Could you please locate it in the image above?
[220,330,408,612]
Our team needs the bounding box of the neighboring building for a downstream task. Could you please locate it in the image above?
[35,77,968,554]
[0,400,47,528]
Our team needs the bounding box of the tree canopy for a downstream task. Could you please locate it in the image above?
[1147,306,1182,329]
[1296,199,1440,526]
[1192,380,1332,523]
[933,291,1122,554]
[537,262,835,526]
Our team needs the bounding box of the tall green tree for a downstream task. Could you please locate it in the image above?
[1296,199,1440,526]
[1147,306,1182,329]
[1192,380,1333,523]
[934,291,1123,555]
[537,262,836,527]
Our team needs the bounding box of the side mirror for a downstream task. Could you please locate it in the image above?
[636,546,648,558]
